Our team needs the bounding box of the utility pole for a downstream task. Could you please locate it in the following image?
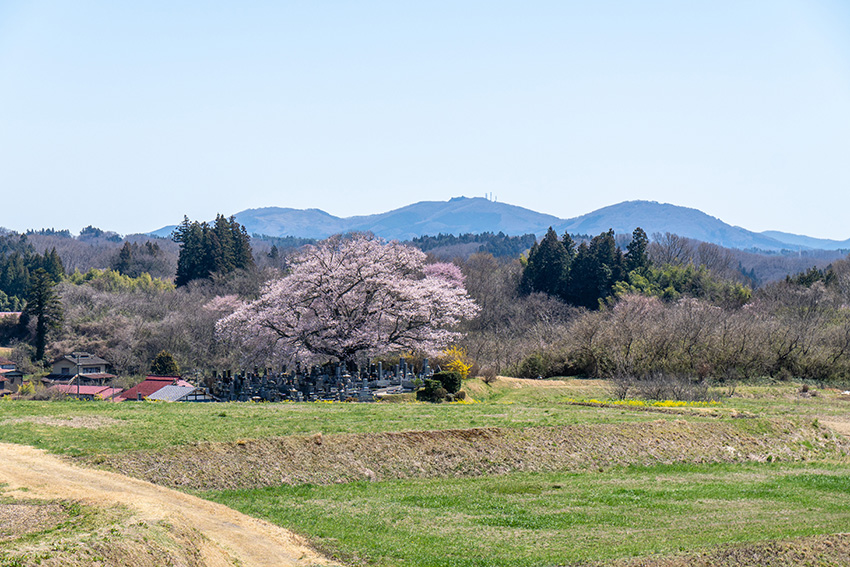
[74,352,81,398]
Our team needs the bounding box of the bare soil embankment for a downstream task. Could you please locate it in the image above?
[91,418,849,491]
[611,533,850,567]
[0,443,337,567]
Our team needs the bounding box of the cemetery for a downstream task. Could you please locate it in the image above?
[206,358,433,402]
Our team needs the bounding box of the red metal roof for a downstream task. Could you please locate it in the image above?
[117,376,192,401]
[49,385,124,400]
[76,373,116,380]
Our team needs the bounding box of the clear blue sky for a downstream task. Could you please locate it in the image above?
[2,1,849,239]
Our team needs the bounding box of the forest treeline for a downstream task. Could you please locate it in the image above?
[465,241,850,387]
[520,227,750,309]
[410,232,539,258]
[1,219,850,391]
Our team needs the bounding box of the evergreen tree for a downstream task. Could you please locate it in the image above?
[230,217,254,272]
[562,229,626,309]
[625,227,650,273]
[173,217,212,287]
[210,214,236,274]
[173,215,255,286]
[561,232,577,260]
[150,350,181,376]
[589,229,625,302]
[25,268,63,362]
[519,228,570,297]
[564,242,597,308]
[113,242,134,275]
[1,253,30,299]
[0,290,24,311]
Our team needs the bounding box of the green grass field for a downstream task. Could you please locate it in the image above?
[203,462,850,567]
[0,378,690,457]
[3,377,850,565]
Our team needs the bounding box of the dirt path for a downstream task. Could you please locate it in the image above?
[822,419,850,438]
[0,443,337,567]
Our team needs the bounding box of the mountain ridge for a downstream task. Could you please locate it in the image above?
[150,198,849,252]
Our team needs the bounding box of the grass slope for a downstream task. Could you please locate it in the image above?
[0,382,665,457]
[0,495,208,567]
[3,377,850,566]
[203,462,850,567]
[93,419,848,490]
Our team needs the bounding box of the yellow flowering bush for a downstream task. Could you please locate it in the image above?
[438,345,474,379]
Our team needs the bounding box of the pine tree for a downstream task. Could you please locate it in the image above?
[173,215,255,286]
[25,268,63,362]
[113,242,134,275]
[562,230,626,309]
[564,242,597,308]
[625,227,650,273]
[173,217,212,287]
[230,216,254,272]
[210,214,236,274]
[2,253,30,299]
[43,248,65,281]
[519,228,570,297]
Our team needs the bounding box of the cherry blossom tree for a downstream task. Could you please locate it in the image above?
[217,234,478,365]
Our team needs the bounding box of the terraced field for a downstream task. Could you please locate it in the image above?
[2,377,850,566]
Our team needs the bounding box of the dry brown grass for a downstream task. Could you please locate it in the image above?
[0,502,67,541]
[611,533,850,567]
[0,416,125,429]
[1,509,215,567]
[91,418,850,491]
[494,376,608,389]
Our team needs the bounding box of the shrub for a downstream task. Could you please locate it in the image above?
[432,370,462,394]
[512,352,570,379]
[416,379,448,403]
[438,345,474,379]
[16,381,36,398]
[479,367,497,384]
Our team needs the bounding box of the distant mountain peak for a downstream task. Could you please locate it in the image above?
[149,197,846,252]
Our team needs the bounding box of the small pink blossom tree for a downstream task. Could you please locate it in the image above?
[217,234,478,365]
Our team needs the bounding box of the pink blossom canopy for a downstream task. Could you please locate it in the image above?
[217,234,478,364]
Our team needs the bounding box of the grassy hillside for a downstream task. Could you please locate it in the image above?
[205,462,850,567]
[3,377,850,566]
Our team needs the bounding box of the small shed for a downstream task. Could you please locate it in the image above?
[117,376,193,401]
[146,385,217,402]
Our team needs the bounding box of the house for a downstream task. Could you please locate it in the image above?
[117,376,194,401]
[47,384,124,401]
[145,384,217,402]
[0,358,24,394]
[46,352,116,386]
[0,356,15,371]
[0,373,16,396]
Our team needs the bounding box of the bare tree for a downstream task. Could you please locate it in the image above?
[649,232,695,266]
